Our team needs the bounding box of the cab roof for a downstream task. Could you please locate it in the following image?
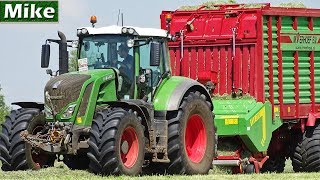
[79,25,168,38]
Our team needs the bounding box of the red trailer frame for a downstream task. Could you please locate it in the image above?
[161,3,320,127]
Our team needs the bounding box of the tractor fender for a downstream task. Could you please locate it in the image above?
[107,101,150,125]
[153,76,213,111]
[12,102,44,111]
[107,100,153,144]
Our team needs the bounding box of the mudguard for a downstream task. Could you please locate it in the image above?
[12,102,44,111]
[153,76,212,111]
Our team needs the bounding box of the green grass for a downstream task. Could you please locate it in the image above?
[1,160,320,180]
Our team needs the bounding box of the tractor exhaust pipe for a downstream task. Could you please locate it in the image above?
[58,31,68,74]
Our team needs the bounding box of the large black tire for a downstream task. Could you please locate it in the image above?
[292,123,320,172]
[0,108,55,171]
[304,123,320,172]
[63,153,89,170]
[291,132,304,172]
[167,91,214,174]
[87,108,145,176]
[244,164,255,174]
[260,156,286,173]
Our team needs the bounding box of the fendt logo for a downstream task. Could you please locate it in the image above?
[0,1,58,23]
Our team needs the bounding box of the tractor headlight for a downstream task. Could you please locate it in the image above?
[62,104,77,119]
[44,106,53,119]
[127,39,134,48]
[128,28,135,34]
[121,27,128,34]
[81,28,88,35]
[77,29,82,36]
[77,28,89,37]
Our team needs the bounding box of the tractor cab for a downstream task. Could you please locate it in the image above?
[76,25,171,101]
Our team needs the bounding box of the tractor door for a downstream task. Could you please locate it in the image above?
[137,39,166,101]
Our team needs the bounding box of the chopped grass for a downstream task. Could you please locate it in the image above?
[178,1,307,10]
[278,2,306,8]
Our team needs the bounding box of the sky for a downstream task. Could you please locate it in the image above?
[0,0,317,106]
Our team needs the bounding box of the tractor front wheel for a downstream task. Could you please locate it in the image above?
[87,108,145,176]
[0,108,55,171]
[167,91,215,174]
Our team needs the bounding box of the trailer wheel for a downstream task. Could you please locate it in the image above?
[260,156,285,173]
[292,123,320,172]
[87,108,145,176]
[63,153,89,170]
[0,108,55,171]
[304,123,320,172]
[244,164,255,174]
[291,132,304,172]
[167,91,214,174]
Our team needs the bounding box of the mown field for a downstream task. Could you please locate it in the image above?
[1,160,320,180]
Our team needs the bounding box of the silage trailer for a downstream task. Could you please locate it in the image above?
[161,3,320,173]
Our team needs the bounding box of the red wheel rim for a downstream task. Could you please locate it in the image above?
[31,125,49,168]
[120,127,139,168]
[185,114,207,163]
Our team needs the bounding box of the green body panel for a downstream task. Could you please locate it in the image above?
[263,16,280,105]
[73,69,118,126]
[213,98,282,152]
[153,76,186,111]
[263,16,320,104]
[47,69,118,126]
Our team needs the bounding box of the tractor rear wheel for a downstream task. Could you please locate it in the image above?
[0,108,55,171]
[87,108,145,176]
[167,91,214,174]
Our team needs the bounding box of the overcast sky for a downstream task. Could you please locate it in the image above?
[0,0,317,106]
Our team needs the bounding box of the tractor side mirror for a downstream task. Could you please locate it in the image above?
[150,42,161,66]
[41,44,50,68]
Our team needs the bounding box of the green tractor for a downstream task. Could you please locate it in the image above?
[0,21,215,175]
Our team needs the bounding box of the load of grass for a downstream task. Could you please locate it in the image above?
[278,2,306,8]
[178,1,307,11]
[178,0,236,10]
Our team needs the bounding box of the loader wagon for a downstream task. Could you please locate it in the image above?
[161,3,320,173]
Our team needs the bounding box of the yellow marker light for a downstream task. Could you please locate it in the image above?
[90,15,97,24]
[165,13,172,22]
[76,117,82,124]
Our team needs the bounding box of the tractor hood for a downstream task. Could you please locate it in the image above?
[44,69,116,121]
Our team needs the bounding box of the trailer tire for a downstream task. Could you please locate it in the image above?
[304,123,320,172]
[63,153,89,170]
[87,108,145,176]
[167,91,214,175]
[244,164,255,174]
[0,108,55,171]
[291,133,304,172]
[260,156,285,173]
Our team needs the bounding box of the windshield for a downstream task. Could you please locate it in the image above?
[79,35,133,70]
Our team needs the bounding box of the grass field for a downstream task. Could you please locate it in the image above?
[1,160,320,180]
